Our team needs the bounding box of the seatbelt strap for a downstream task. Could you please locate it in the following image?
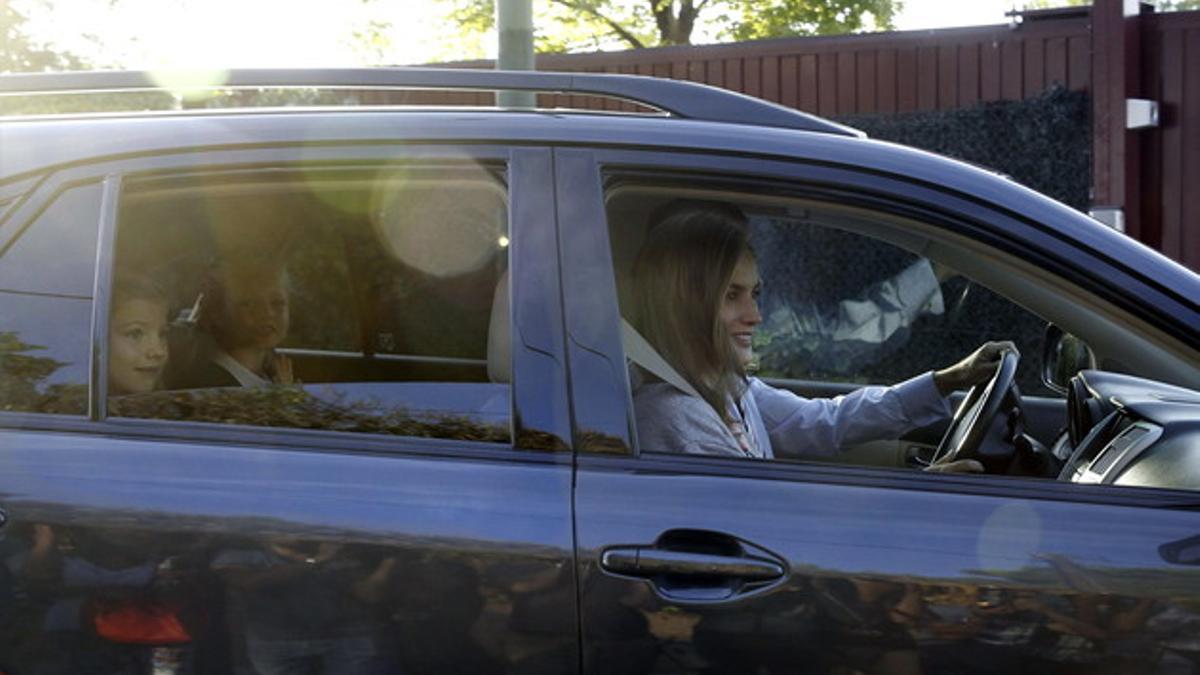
[620,318,703,400]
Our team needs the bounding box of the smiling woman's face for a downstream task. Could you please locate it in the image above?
[718,252,762,368]
[109,298,169,395]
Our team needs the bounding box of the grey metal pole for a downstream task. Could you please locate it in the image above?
[496,0,535,107]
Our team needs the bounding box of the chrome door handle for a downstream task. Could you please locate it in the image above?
[597,530,789,603]
[601,546,784,581]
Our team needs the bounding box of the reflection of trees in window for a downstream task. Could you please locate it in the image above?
[0,331,86,413]
[109,387,509,443]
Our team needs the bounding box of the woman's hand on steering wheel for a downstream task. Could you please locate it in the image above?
[929,346,1022,471]
[933,341,1019,396]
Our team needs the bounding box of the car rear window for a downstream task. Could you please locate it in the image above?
[107,162,513,446]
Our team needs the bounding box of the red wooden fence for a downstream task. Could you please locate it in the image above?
[1144,10,1200,270]
[419,6,1199,271]
[529,15,1092,116]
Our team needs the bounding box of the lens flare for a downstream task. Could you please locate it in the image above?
[370,163,507,277]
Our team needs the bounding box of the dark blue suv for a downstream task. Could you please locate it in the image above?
[1,68,1198,674]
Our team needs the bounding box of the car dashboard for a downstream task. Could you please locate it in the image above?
[1055,370,1200,490]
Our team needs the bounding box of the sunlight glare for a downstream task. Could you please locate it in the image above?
[148,69,231,102]
[20,0,457,69]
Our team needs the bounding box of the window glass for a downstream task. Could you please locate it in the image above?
[109,164,511,444]
[0,294,91,414]
[0,182,102,297]
[606,184,1052,466]
[748,214,1049,394]
[0,182,100,416]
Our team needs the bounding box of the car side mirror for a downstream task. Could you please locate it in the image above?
[1041,324,1096,395]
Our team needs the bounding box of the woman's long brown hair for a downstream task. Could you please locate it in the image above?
[631,201,753,419]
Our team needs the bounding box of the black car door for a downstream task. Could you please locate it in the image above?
[558,147,1200,675]
[0,143,579,674]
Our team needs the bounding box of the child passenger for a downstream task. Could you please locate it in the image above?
[108,273,170,396]
[186,255,293,388]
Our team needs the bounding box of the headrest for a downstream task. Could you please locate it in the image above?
[487,267,695,399]
[487,269,511,383]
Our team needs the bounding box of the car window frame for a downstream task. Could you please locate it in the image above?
[553,146,1200,509]
[0,174,46,233]
[0,171,105,274]
[0,142,574,462]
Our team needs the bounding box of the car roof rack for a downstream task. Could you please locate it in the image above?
[0,67,862,138]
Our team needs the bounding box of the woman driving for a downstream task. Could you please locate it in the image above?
[630,201,1014,471]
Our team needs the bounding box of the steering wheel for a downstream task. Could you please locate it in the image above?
[930,350,1020,470]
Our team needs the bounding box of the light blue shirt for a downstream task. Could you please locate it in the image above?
[633,372,950,459]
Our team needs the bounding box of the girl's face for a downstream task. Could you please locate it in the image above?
[718,252,762,368]
[109,298,169,395]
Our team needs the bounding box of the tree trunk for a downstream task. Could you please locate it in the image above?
[651,0,698,45]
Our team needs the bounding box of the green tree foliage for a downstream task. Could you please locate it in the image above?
[109,387,511,444]
[0,331,86,413]
[1022,0,1089,7]
[718,0,900,42]
[1,0,82,72]
[443,0,901,53]
[0,331,63,409]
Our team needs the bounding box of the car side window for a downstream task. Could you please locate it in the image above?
[0,182,102,415]
[607,183,1053,464]
[108,164,512,445]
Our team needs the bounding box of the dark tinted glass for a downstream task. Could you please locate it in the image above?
[607,188,1050,395]
[0,182,102,297]
[0,293,91,414]
[748,215,1049,394]
[110,164,511,444]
